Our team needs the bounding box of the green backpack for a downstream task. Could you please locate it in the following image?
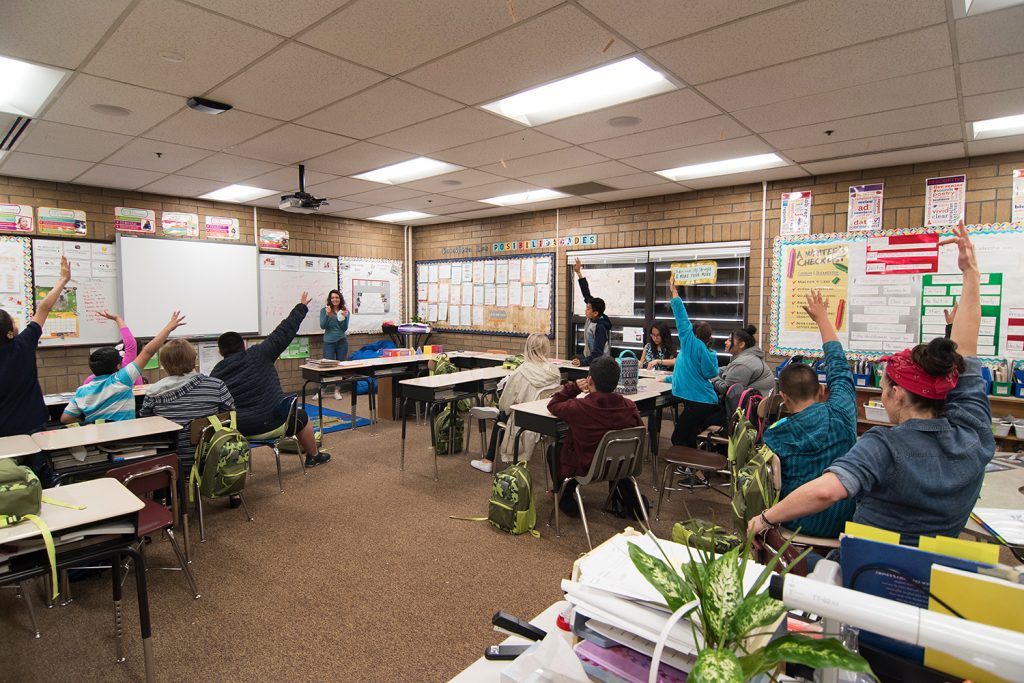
[672,519,740,554]
[433,405,465,456]
[502,354,525,371]
[191,412,251,500]
[488,462,539,537]
[727,408,779,529]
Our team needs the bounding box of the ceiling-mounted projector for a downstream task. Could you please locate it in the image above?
[279,165,328,214]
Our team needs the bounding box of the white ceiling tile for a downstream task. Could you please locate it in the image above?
[319,200,372,215]
[535,89,723,144]
[302,142,411,176]
[477,147,608,178]
[341,186,428,204]
[16,121,132,162]
[582,184,683,202]
[581,116,750,158]
[246,195,288,209]
[401,169,509,193]
[187,0,349,37]
[445,179,539,201]
[801,143,965,175]
[103,139,214,173]
[648,0,946,85]
[72,165,166,190]
[225,124,354,165]
[0,152,94,183]
[378,194,467,211]
[244,167,336,193]
[0,0,133,69]
[955,5,1024,63]
[83,0,282,96]
[433,200,495,214]
[521,161,639,188]
[696,25,952,112]
[783,124,964,163]
[732,68,957,133]
[41,74,185,136]
[299,0,561,75]
[306,175,381,198]
[761,101,961,149]
[600,172,675,190]
[209,43,385,121]
[520,196,598,211]
[681,165,809,190]
[179,154,282,183]
[407,215,460,226]
[403,5,631,104]
[370,108,522,155]
[333,205,412,220]
[967,133,1024,157]
[433,131,570,168]
[139,175,226,197]
[963,87,1024,121]
[578,0,792,48]
[297,79,464,139]
[622,136,774,172]
[144,108,280,150]
[447,207,526,220]
[960,54,1024,97]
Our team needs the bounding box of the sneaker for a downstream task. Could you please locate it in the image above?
[313,451,331,465]
[676,472,708,489]
[333,388,343,400]
[228,495,242,509]
[470,459,493,473]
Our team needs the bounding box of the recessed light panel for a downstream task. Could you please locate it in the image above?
[354,157,462,185]
[369,210,435,223]
[655,153,787,182]
[481,189,568,206]
[199,184,276,202]
[0,55,68,117]
[481,57,676,126]
[972,113,1024,139]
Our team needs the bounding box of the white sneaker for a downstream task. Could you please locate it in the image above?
[333,388,343,400]
[470,459,493,473]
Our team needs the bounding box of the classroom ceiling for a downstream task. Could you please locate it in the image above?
[1,0,1023,225]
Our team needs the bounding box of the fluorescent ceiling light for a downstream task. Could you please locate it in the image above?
[655,153,787,182]
[354,157,462,184]
[481,189,568,206]
[972,113,1024,139]
[199,184,276,202]
[369,210,435,223]
[0,55,69,117]
[481,57,676,126]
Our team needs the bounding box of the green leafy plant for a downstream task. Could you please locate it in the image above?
[628,534,874,683]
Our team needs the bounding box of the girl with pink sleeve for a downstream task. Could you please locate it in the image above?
[83,311,143,385]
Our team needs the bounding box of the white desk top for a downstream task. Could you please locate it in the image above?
[31,416,181,451]
[511,378,673,419]
[44,384,147,407]
[0,478,143,545]
[301,354,438,373]
[400,366,510,389]
[977,465,1024,509]
[0,435,41,459]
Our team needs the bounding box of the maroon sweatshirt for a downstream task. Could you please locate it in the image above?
[547,381,643,478]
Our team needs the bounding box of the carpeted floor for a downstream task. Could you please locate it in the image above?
[1,395,731,682]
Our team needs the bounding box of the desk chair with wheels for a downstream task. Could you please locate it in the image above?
[245,397,307,493]
[551,426,649,550]
[189,413,254,544]
[107,454,200,599]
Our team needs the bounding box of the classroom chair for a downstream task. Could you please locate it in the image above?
[2,582,41,638]
[550,426,649,550]
[654,444,731,520]
[246,396,307,493]
[107,454,200,599]
[768,454,840,554]
[467,406,500,457]
[189,414,254,545]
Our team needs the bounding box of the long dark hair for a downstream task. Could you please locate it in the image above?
[0,309,13,344]
[327,289,345,311]
[651,322,676,358]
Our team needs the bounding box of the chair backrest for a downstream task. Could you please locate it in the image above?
[578,426,647,486]
[190,412,232,446]
[757,389,784,427]
[107,453,181,523]
[283,396,302,435]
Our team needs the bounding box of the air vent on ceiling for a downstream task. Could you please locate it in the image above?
[1,117,30,152]
[553,181,616,196]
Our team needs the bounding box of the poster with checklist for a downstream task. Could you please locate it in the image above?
[924,175,965,227]
[33,239,122,347]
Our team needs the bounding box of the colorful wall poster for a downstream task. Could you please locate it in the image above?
[205,216,240,240]
[34,284,79,339]
[0,236,33,332]
[1013,170,1024,223]
[920,273,1001,356]
[1007,307,1024,353]
[924,175,965,227]
[0,204,33,233]
[338,258,403,334]
[847,183,884,232]
[258,228,289,251]
[161,211,199,237]
[672,260,718,285]
[280,336,310,360]
[782,242,849,332]
[865,233,939,275]
[37,207,87,237]
[114,207,156,233]
[847,274,921,354]
[780,191,812,235]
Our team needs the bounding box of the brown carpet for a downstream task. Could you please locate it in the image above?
[1,396,731,682]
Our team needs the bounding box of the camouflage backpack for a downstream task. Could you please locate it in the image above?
[488,461,539,536]
[502,354,525,371]
[191,411,251,499]
[728,408,779,530]
[433,404,465,456]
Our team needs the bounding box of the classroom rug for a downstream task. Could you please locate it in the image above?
[304,404,372,434]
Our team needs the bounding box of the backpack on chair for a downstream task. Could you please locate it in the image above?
[727,407,779,530]
[191,411,251,499]
[723,384,765,440]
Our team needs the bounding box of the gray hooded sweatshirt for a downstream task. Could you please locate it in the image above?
[712,346,775,396]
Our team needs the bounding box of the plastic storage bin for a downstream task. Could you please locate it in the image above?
[863,403,891,423]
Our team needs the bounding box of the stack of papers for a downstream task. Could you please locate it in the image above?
[307,358,341,368]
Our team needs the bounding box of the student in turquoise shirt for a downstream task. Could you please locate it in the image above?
[319,289,350,400]
[667,278,721,448]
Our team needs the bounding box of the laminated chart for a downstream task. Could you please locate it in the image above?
[920,273,1002,356]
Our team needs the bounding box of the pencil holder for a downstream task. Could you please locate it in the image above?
[991,381,1012,397]
[980,367,993,395]
[872,372,884,388]
[853,373,872,387]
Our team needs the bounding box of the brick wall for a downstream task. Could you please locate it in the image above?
[412,151,1024,360]
[0,174,404,393]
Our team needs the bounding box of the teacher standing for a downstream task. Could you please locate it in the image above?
[320,289,350,400]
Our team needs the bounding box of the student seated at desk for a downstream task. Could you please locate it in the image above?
[547,356,643,518]
[62,312,185,425]
[712,325,775,398]
[763,290,856,538]
[750,223,994,546]
[469,333,561,473]
[83,311,142,386]
[638,322,676,371]
[212,292,330,468]
[0,256,71,439]
[571,258,611,367]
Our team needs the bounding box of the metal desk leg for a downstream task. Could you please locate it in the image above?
[350,380,358,431]
[400,398,409,471]
[125,547,155,683]
[112,553,125,663]
[513,429,525,464]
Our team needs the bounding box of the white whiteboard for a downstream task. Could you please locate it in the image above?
[118,235,259,337]
[258,253,338,335]
[0,236,32,333]
[339,257,403,334]
[572,266,636,317]
[34,239,121,347]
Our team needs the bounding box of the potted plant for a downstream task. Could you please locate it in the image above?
[628,534,873,682]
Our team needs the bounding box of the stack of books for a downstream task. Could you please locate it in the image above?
[307,358,341,368]
[50,446,108,470]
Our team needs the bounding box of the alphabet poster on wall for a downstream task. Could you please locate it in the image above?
[339,257,403,334]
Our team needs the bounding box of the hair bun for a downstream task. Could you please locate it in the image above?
[912,337,965,377]
[743,325,757,336]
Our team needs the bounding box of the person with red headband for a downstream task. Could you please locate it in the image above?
[749,221,993,546]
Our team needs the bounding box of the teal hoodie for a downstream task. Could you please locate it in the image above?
[667,297,719,405]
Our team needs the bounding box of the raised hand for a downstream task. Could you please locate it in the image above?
[166,311,187,330]
[573,257,583,278]
[668,274,680,300]
[801,289,830,323]
[98,310,118,321]
[300,291,311,306]
[937,220,977,274]
[59,255,71,283]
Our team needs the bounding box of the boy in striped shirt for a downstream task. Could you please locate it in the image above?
[61,312,186,425]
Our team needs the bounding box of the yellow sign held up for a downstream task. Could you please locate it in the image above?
[672,260,718,286]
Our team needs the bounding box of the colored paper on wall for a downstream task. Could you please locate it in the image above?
[0,204,34,233]
[672,260,717,285]
[921,273,1001,355]
[866,233,939,275]
[1013,169,1024,223]
[114,207,156,233]
[205,216,239,240]
[924,175,965,227]
[780,191,812,235]
[782,242,849,332]
[162,211,199,237]
[37,207,87,237]
[258,228,289,251]
[848,183,884,231]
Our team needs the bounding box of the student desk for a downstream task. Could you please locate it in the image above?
[0,434,40,461]
[0,479,155,682]
[399,366,510,478]
[43,385,148,422]
[964,460,1024,543]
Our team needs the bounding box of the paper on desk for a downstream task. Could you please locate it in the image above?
[500,630,588,683]
[973,508,1024,545]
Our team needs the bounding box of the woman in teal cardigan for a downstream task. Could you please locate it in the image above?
[320,289,350,398]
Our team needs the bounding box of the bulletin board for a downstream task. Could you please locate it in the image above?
[0,235,33,333]
[571,265,636,317]
[258,252,338,336]
[339,257,403,334]
[34,238,121,347]
[769,222,1024,361]
[415,253,554,337]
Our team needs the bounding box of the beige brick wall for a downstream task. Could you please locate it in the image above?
[0,174,404,393]
[412,151,1024,360]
